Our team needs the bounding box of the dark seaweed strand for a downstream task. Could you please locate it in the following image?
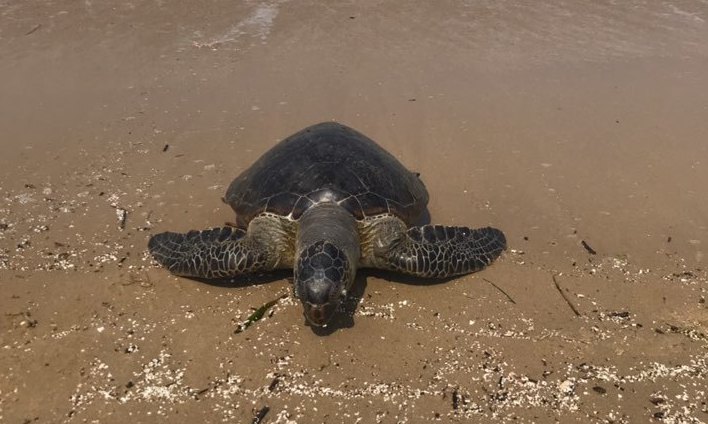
[384,226,506,278]
[148,227,275,279]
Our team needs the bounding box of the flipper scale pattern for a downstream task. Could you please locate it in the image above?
[148,227,274,279]
[385,225,506,278]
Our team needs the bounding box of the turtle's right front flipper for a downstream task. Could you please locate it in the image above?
[148,227,277,279]
[376,225,506,278]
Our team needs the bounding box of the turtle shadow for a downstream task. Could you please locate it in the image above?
[186,269,292,288]
[364,269,460,286]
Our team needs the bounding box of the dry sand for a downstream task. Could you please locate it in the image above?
[1,1,707,423]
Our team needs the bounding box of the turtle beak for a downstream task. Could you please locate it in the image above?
[303,302,337,326]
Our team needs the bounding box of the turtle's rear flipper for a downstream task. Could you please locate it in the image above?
[380,225,506,278]
[148,227,275,279]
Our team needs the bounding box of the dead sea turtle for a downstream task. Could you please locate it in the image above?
[148,122,506,326]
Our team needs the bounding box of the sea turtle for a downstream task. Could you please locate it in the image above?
[148,122,506,326]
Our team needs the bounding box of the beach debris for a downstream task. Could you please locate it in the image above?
[650,396,665,405]
[451,387,462,410]
[267,375,281,392]
[483,278,517,304]
[16,238,31,250]
[592,385,607,394]
[25,24,41,35]
[552,274,581,317]
[655,322,707,341]
[7,310,37,328]
[581,240,597,255]
[113,206,128,230]
[252,406,269,424]
[558,380,575,395]
[20,318,38,328]
[234,294,287,333]
[162,144,169,152]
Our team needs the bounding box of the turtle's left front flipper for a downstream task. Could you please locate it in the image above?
[148,227,278,279]
[377,225,506,278]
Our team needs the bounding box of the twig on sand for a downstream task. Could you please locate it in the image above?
[452,387,461,410]
[252,406,270,424]
[552,274,581,317]
[268,375,281,391]
[581,240,597,255]
[25,24,41,35]
[483,278,516,304]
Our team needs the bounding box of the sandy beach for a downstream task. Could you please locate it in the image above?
[1,1,707,423]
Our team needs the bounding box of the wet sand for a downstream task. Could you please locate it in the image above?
[1,1,707,423]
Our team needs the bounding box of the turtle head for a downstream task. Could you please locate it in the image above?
[294,240,352,326]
